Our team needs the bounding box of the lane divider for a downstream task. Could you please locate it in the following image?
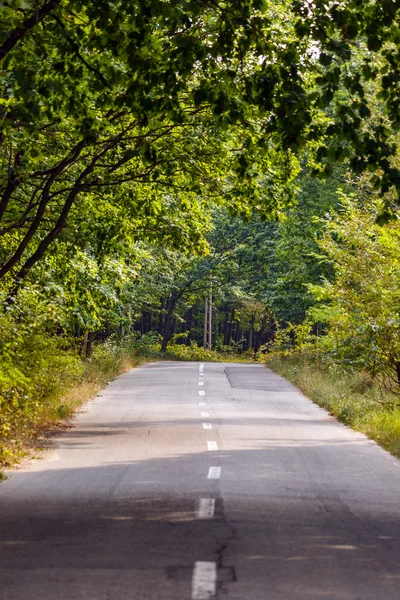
[192,561,217,600]
[193,365,218,599]
[207,441,218,451]
[207,466,221,479]
[196,498,215,519]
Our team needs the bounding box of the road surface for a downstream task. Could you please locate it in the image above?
[1,361,400,599]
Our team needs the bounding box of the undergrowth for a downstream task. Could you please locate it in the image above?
[0,335,150,469]
[267,351,400,457]
[162,342,253,363]
[0,333,250,471]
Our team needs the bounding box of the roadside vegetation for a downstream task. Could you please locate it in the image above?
[0,332,143,466]
[267,353,400,457]
[1,2,400,467]
[264,198,400,456]
[0,327,251,467]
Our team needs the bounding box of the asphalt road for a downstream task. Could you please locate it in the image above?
[1,361,400,599]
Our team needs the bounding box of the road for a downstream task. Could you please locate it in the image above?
[1,361,400,599]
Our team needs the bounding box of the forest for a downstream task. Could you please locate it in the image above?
[1,0,400,465]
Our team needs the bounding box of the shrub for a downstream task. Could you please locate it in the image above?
[308,197,400,396]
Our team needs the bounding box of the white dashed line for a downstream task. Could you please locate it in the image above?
[199,390,206,396]
[199,402,206,406]
[196,498,215,519]
[199,363,204,373]
[203,423,212,430]
[201,412,209,417]
[207,466,221,479]
[207,441,218,451]
[198,381,204,386]
[192,561,217,600]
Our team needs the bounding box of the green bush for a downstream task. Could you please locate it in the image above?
[308,197,400,396]
[0,365,36,464]
[0,313,82,465]
[164,341,252,362]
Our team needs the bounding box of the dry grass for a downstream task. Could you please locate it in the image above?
[7,344,250,471]
[37,354,145,426]
[1,349,149,472]
[267,352,400,458]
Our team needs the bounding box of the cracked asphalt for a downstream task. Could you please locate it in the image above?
[2,361,400,599]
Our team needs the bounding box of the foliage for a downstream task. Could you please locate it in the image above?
[308,196,400,394]
[2,1,400,468]
[163,341,252,363]
[1,1,400,302]
[2,1,400,186]
[0,309,82,464]
[0,326,155,466]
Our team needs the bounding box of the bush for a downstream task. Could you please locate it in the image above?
[308,197,400,396]
[164,341,252,362]
[0,313,83,464]
[0,366,36,464]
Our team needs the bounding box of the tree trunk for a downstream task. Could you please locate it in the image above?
[226,308,235,346]
[161,294,178,352]
[235,324,242,351]
[254,316,267,353]
[158,298,164,334]
[249,315,255,349]
[185,307,192,345]
[82,331,93,358]
[396,361,400,386]
[223,308,229,345]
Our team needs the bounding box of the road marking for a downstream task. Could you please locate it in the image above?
[196,498,215,519]
[203,422,212,430]
[192,561,217,600]
[199,401,206,406]
[198,381,204,386]
[207,441,218,451]
[207,466,221,479]
[199,390,206,396]
[199,363,204,373]
[201,412,209,417]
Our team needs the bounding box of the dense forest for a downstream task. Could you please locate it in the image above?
[1,0,400,464]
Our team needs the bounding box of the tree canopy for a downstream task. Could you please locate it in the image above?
[1,2,400,464]
[2,1,400,287]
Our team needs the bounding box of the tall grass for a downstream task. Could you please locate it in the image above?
[267,352,400,457]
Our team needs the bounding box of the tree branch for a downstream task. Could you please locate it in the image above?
[0,0,61,61]
[0,151,23,222]
[51,14,110,87]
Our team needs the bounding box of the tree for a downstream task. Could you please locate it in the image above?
[309,196,400,394]
[2,1,400,297]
